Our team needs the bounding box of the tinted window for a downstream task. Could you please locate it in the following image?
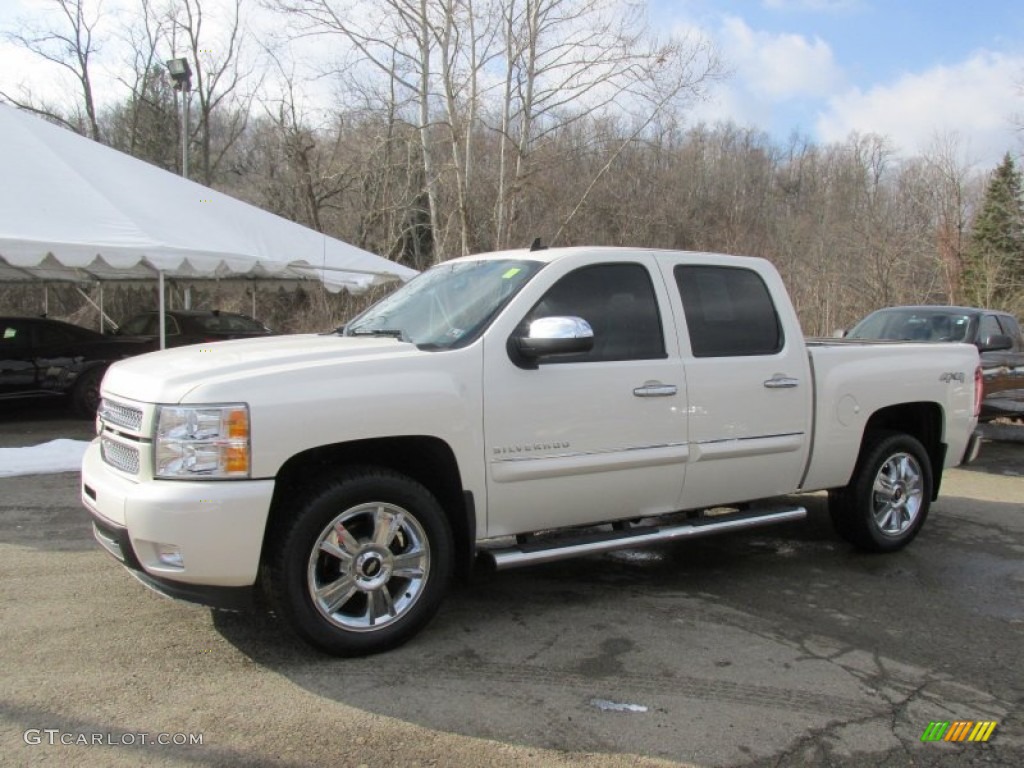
[196,314,266,333]
[979,315,1003,344]
[674,265,782,357]
[524,263,665,362]
[120,315,155,335]
[999,315,1022,351]
[37,324,81,346]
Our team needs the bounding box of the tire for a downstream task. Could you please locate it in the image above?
[72,367,104,417]
[263,467,454,656]
[828,431,932,553]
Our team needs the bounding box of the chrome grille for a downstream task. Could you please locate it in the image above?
[99,399,143,432]
[102,438,141,475]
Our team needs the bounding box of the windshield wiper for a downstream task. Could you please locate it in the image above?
[346,328,408,341]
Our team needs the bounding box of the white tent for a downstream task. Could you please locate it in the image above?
[0,104,417,293]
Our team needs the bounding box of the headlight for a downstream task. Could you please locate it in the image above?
[154,404,250,479]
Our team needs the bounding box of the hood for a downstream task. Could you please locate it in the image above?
[102,333,415,403]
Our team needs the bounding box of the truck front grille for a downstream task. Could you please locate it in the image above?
[99,399,143,432]
[101,438,141,475]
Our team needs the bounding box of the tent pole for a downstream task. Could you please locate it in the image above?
[159,271,166,350]
[74,286,117,330]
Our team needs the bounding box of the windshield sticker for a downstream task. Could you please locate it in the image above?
[502,268,522,279]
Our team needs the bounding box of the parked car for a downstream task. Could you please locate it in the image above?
[845,305,1023,421]
[0,316,152,416]
[113,309,274,348]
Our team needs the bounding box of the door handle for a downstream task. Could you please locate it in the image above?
[764,375,799,389]
[633,382,678,397]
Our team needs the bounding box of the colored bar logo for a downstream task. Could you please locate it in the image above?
[921,721,997,742]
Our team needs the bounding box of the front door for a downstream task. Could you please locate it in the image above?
[482,256,688,537]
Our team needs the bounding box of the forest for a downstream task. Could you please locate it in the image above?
[2,0,1022,335]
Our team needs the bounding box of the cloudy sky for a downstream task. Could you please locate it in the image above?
[1,0,1022,169]
[659,0,1024,168]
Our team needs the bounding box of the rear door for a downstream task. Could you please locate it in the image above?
[660,260,813,510]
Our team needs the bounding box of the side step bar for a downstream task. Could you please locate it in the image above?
[482,505,807,571]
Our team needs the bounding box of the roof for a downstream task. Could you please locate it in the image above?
[0,105,417,292]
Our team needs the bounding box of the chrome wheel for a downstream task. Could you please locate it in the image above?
[307,502,430,632]
[871,452,924,537]
[829,432,932,553]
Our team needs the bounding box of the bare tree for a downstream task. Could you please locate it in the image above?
[168,0,261,184]
[1,0,105,139]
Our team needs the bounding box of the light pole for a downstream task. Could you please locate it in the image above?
[165,57,193,328]
[166,57,192,179]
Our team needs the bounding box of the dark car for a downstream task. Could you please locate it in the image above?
[114,309,274,348]
[846,305,1024,422]
[0,316,153,416]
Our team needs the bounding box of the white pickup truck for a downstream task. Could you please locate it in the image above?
[82,247,982,656]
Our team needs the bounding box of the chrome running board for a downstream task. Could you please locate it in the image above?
[482,505,807,571]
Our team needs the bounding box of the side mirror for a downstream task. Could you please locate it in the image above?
[832,328,847,339]
[978,334,1013,353]
[508,316,594,368]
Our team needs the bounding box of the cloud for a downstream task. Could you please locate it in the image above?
[816,51,1024,166]
[762,0,861,10]
[686,16,844,128]
[720,16,843,99]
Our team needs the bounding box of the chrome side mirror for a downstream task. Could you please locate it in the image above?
[509,316,594,368]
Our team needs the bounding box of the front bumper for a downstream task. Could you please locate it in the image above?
[81,440,275,604]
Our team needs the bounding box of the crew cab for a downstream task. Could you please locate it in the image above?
[845,305,1023,422]
[81,247,983,656]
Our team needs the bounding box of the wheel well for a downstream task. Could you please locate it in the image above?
[265,436,474,577]
[862,402,945,499]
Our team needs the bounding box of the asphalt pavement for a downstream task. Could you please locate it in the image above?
[0,406,1021,767]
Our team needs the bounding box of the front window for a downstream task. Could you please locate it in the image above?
[343,259,544,349]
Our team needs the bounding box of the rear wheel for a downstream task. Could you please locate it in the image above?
[829,432,932,552]
[264,467,454,656]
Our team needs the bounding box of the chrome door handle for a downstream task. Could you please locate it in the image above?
[633,383,678,397]
[764,375,799,389]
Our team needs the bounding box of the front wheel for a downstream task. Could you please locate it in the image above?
[829,432,932,552]
[263,467,454,656]
[72,367,104,417]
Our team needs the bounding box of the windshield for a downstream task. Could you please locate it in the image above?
[343,259,544,349]
[848,308,973,342]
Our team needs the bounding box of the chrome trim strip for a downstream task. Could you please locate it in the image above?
[490,443,690,483]
[691,432,805,462]
[491,441,689,463]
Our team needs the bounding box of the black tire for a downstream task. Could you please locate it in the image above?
[829,431,932,552]
[72,367,104,417]
[263,467,454,656]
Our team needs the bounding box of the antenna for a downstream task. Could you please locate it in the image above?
[529,238,547,252]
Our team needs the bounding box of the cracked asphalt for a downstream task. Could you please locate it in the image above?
[0,409,1021,767]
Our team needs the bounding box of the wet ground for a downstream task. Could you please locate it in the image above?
[0,408,1021,767]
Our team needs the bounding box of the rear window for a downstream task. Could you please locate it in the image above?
[674,265,783,357]
[195,315,266,332]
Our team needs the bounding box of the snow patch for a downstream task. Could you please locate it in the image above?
[0,439,91,477]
